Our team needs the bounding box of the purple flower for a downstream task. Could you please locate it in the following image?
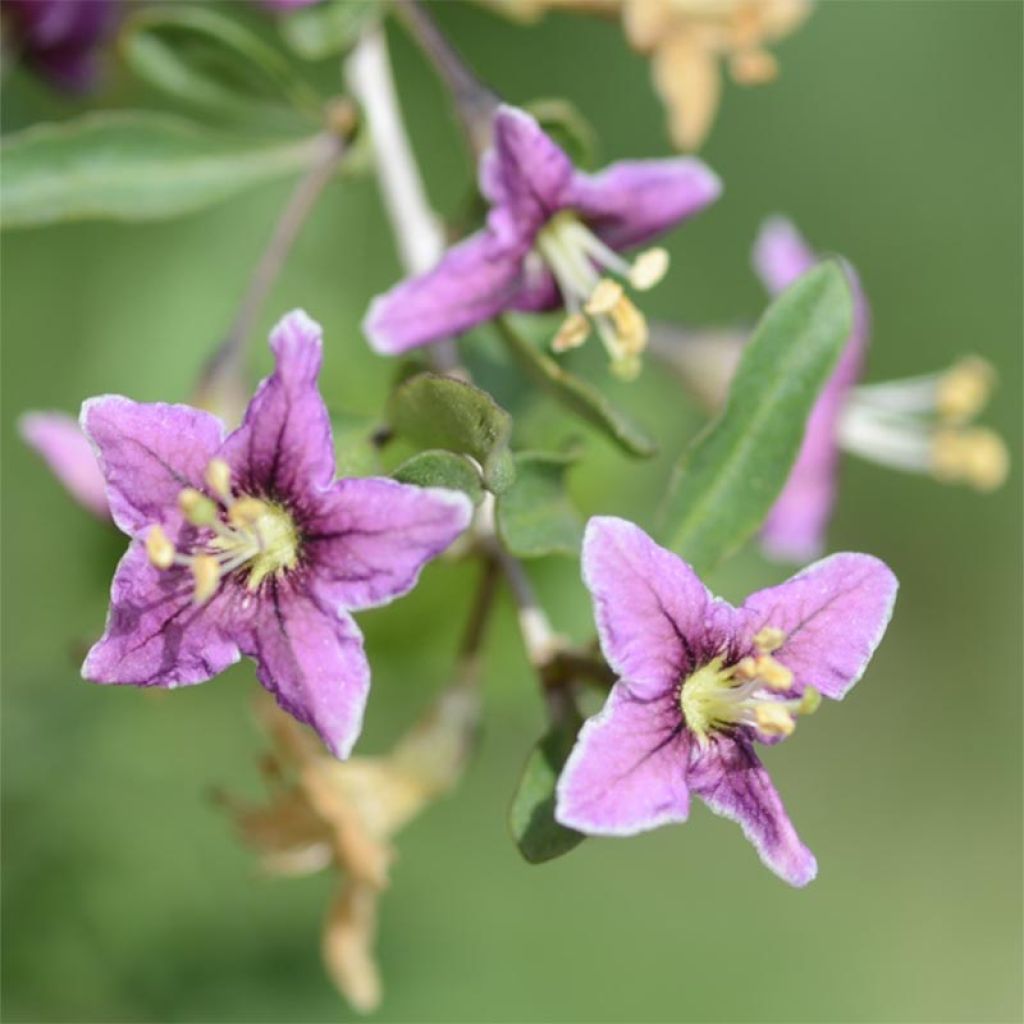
[556,517,897,886]
[19,411,111,520]
[365,105,721,378]
[752,217,870,562]
[2,0,114,92]
[80,310,472,759]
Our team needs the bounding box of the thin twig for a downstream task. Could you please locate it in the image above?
[197,125,352,419]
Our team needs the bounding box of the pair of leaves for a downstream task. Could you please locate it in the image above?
[495,317,657,458]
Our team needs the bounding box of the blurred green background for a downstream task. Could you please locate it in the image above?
[2,2,1021,1021]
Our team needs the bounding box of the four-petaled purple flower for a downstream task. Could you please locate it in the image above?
[80,310,472,759]
[556,517,897,886]
[365,104,721,379]
[2,0,114,92]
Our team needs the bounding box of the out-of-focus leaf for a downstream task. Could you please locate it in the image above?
[495,318,657,458]
[120,5,319,124]
[660,261,853,571]
[332,414,383,477]
[525,98,597,169]
[279,0,382,61]
[0,112,325,228]
[509,713,585,864]
[393,450,484,505]
[496,450,582,557]
[386,373,515,494]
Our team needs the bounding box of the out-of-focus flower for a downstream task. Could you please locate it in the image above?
[365,104,720,379]
[80,310,471,758]
[1,0,115,92]
[217,682,481,1012]
[754,217,1008,560]
[556,516,897,885]
[19,411,111,520]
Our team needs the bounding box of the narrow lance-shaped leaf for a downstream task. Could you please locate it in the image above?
[496,450,583,558]
[495,317,657,459]
[393,450,484,506]
[509,713,585,865]
[0,112,325,228]
[386,373,515,494]
[659,261,853,572]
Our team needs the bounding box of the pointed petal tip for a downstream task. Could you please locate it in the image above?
[268,308,325,379]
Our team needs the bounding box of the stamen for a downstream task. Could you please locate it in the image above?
[754,704,795,737]
[609,297,648,355]
[628,248,669,291]
[229,497,268,531]
[936,356,995,424]
[753,626,786,654]
[191,554,220,605]
[552,313,590,353]
[205,458,233,503]
[585,278,624,316]
[179,488,219,526]
[932,427,1009,491]
[145,524,175,569]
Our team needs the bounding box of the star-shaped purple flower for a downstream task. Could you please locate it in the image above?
[364,105,721,378]
[753,217,870,562]
[2,0,114,92]
[556,517,897,886]
[80,310,472,758]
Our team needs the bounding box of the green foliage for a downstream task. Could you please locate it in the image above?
[393,450,484,505]
[331,414,383,477]
[660,262,853,572]
[120,5,320,125]
[495,318,657,458]
[386,373,515,494]
[525,98,598,168]
[496,450,582,558]
[509,713,585,864]
[0,112,325,228]
[278,0,382,61]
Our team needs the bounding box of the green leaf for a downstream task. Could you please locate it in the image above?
[495,318,657,459]
[386,373,515,494]
[331,414,383,477]
[120,5,320,124]
[0,112,325,228]
[660,261,853,572]
[496,450,583,558]
[524,98,597,168]
[279,0,382,61]
[509,714,585,864]
[393,450,484,505]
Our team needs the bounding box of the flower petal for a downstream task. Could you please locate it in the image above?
[568,156,722,251]
[555,684,689,836]
[246,581,370,759]
[754,219,871,561]
[82,541,240,686]
[80,395,225,535]
[688,735,817,887]
[363,230,526,354]
[19,411,111,520]
[740,552,898,700]
[480,105,574,232]
[219,310,334,505]
[582,517,735,699]
[305,478,471,612]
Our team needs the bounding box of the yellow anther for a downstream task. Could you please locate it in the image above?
[754,704,795,737]
[932,428,1009,491]
[551,312,590,353]
[936,356,995,424]
[178,488,219,526]
[145,524,176,570]
[191,555,220,605]
[610,296,648,355]
[799,686,822,716]
[629,247,670,291]
[229,497,268,530]
[735,656,760,680]
[205,458,233,502]
[584,278,624,316]
[757,655,794,691]
[753,626,787,654]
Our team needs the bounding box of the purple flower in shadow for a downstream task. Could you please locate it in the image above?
[556,517,897,886]
[752,217,870,562]
[3,0,114,92]
[365,104,721,378]
[80,310,472,758]
[19,411,111,520]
